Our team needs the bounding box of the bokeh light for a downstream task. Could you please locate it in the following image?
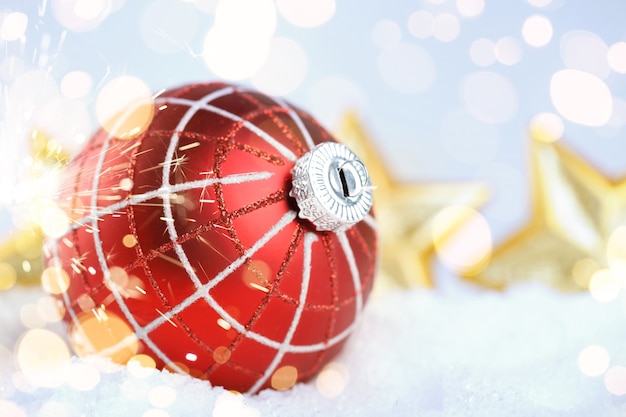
[275,0,336,28]
[60,71,93,99]
[41,266,70,295]
[69,309,139,364]
[527,0,553,6]
[578,345,610,377]
[148,385,177,408]
[212,392,260,417]
[127,354,157,378]
[433,206,492,275]
[119,178,134,192]
[202,0,276,80]
[20,303,46,329]
[550,69,612,127]
[572,257,601,289]
[588,269,621,303]
[495,37,522,66]
[408,10,434,40]
[103,266,131,296]
[39,204,70,239]
[74,0,108,19]
[122,233,138,248]
[462,71,518,123]
[607,226,626,269]
[16,329,71,388]
[37,296,65,323]
[35,97,92,150]
[432,13,460,42]
[605,366,626,395]
[456,0,485,18]
[52,0,113,32]
[560,31,609,79]
[241,259,271,291]
[96,75,155,139]
[607,42,626,73]
[608,97,626,129]
[377,42,436,93]
[212,346,231,364]
[0,12,28,41]
[270,365,298,391]
[529,112,564,143]
[0,262,18,291]
[522,15,553,47]
[315,362,349,398]
[251,37,308,96]
[66,362,101,391]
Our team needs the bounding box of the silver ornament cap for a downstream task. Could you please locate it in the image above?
[290,142,373,232]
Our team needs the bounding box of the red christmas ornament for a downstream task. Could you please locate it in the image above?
[45,82,377,393]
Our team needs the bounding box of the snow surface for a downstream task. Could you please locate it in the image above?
[2,284,626,417]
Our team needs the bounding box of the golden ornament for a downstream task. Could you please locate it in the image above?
[31,129,71,167]
[463,128,626,292]
[0,130,70,288]
[0,226,45,288]
[335,113,488,291]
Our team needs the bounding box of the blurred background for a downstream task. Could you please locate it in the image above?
[1,0,626,285]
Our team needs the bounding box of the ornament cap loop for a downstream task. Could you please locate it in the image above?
[290,142,373,232]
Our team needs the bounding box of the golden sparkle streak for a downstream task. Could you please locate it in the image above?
[335,113,488,289]
[463,128,626,292]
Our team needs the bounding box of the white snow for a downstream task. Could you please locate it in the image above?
[2,283,626,416]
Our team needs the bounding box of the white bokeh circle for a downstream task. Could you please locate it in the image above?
[522,14,553,47]
[550,69,612,127]
[560,30,610,79]
[275,0,336,28]
[251,37,308,96]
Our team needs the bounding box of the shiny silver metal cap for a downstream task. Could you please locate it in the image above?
[290,142,373,232]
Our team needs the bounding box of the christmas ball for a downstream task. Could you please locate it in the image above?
[44,82,377,393]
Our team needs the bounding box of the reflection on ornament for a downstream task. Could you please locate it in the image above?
[0,130,70,288]
[335,113,488,290]
[45,82,377,394]
[464,128,626,292]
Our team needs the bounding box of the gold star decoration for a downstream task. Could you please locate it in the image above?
[335,113,488,292]
[463,128,626,292]
[0,130,70,289]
